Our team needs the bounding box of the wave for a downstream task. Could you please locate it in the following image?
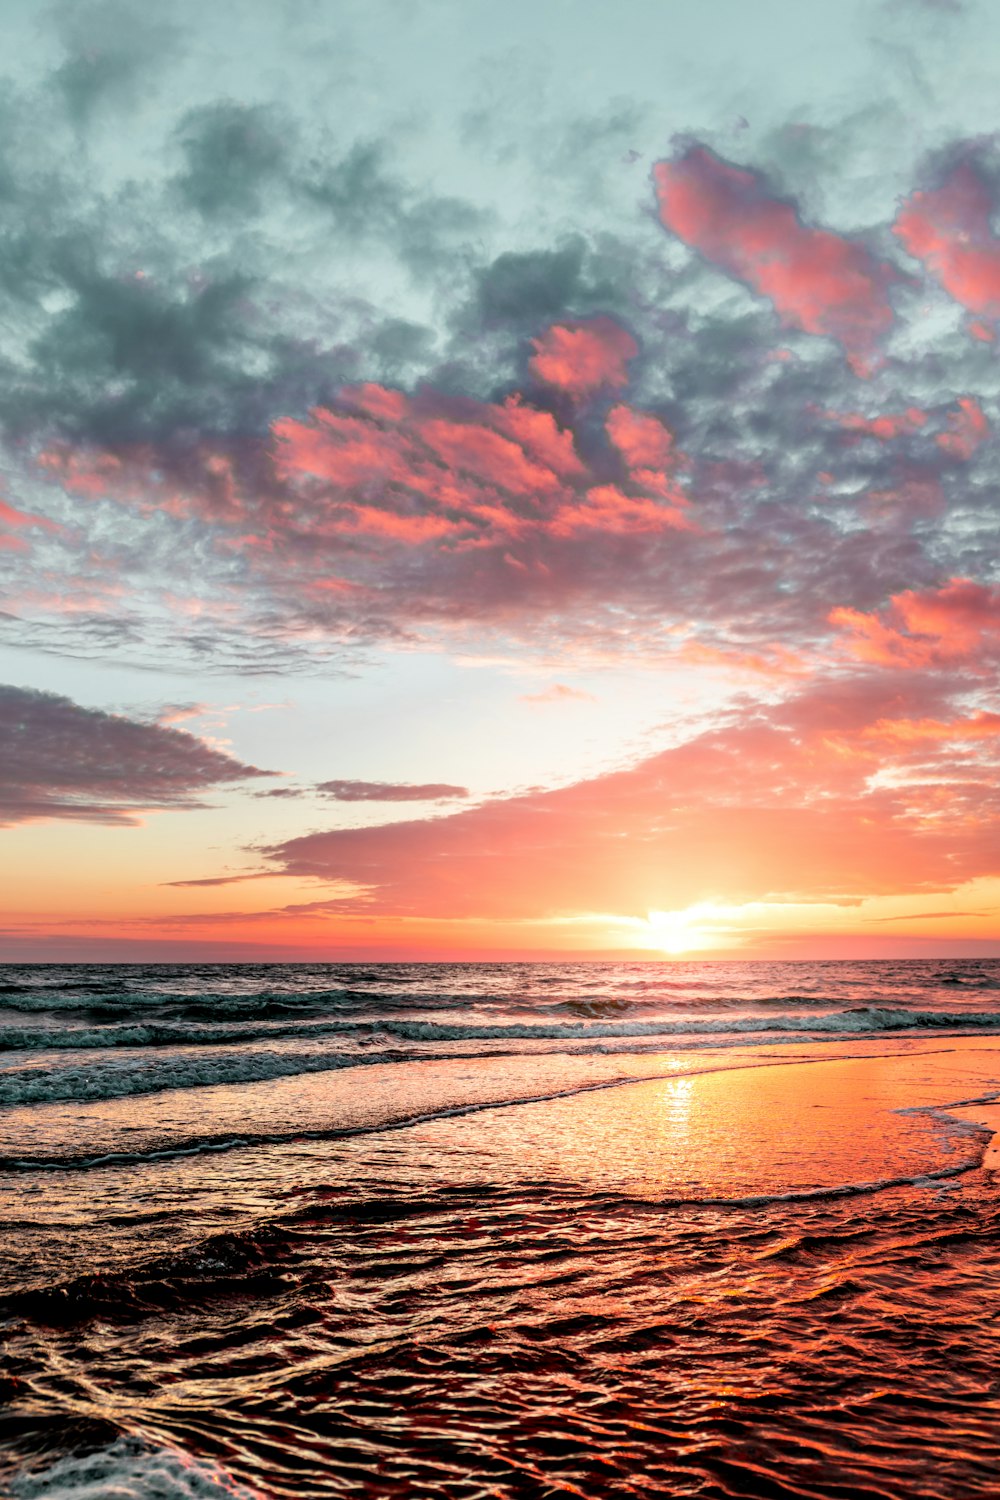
[0,1045,411,1108]
[3,1007,1000,1107]
[0,988,367,1018]
[2,1054,995,1175]
[333,1006,1000,1041]
[6,1436,263,1498]
[2,962,998,1021]
[3,1142,989,1320]
[0,1018,359,1054]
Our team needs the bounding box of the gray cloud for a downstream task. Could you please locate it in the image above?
[314,780,469,802]
[51,0,180,129]
[0,6,996,686]
[174,102,290,219]
[0,684,271,825]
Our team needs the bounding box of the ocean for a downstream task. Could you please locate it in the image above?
[1,958,999,1498]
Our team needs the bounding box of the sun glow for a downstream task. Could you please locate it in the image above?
[644,903,728,954]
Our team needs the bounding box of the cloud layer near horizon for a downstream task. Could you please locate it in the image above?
[257,665,1000,920]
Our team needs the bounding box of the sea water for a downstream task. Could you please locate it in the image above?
[2,959,999,1497]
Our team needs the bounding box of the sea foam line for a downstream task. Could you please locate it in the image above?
[0,1047,968,1174]
[2,1008,1000,1109]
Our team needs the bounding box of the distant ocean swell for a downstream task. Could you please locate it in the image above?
[3,1004,1000,1072]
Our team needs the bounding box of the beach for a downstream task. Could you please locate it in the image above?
[2,960,999,1497]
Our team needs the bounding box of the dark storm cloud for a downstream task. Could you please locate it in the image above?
[298,140,403,238]
[0,684,271,825]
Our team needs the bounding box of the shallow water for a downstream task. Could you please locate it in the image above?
[3,960,1000,1497]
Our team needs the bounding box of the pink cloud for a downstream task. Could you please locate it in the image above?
[0,497,62,552]
[605,404,676,470]
[894,161,1000,326]
[264,675,1000,920]
[821,408,928,440]
[654,145,902,373]
[861,711,1000,744]
[416,418,563,497]
[34,356,707,646]
[936,397,989,460]
[831,578,1000,668]
[550,484,694,537]
[0,498,60,532]
[528,317,638,396]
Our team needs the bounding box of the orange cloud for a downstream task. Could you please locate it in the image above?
[654,145,901,373]
[861,711,1000,744]
[520,683,597,706]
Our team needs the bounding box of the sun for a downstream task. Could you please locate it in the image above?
[641,901,733,955]
[645,907,703,955]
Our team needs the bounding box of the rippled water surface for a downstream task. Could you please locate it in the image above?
[2,959,1000,1497]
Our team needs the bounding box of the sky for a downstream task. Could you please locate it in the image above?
[2,0,999,962]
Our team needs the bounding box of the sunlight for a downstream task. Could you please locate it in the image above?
[644,903,724,954]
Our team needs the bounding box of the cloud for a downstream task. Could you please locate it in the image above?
[51,0,179,128]
[174,103,289,219]
[262,672,1000,920]
[527,316,638,396]
[153,702,210,727]
[831,578,1000,668]
[520,683,597,705]
[935,396,989,459]
[314,780,469,802]
[473,241,594,327]
[861,711,1000,743]
[866,909,994,924]
[33,342,697,649]
[894,159,1000,329]
[0,45,996,697]
[0,685,270,826]
[653,144,903,373]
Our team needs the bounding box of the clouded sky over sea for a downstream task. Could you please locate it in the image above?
[2,0,999,960]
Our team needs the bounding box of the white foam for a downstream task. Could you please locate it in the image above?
[8,1437,262,1499]
[4,1007,1000,1109]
